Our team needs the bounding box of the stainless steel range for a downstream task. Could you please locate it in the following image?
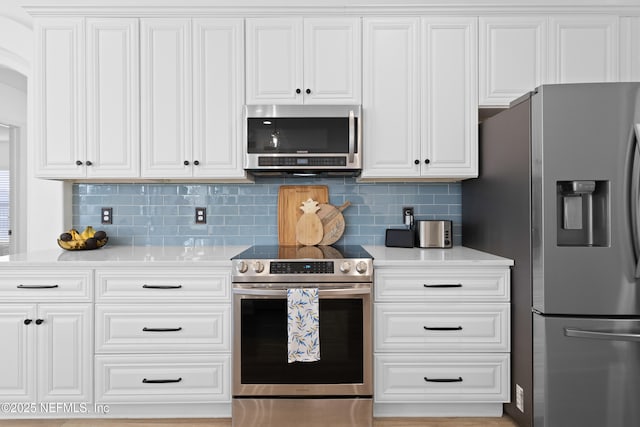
[231,245,373,427]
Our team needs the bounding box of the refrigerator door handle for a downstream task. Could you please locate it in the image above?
[565,327,640,343]
[631,123,640,278]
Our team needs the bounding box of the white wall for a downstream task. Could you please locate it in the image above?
[0,0,67,253]
[0,129,9,170]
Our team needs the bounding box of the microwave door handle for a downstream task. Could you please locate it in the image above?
[348,110,355,164]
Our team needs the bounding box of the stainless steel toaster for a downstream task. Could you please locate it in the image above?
[415,220,452,248]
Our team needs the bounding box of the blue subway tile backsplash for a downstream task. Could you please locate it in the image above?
[72,177,461,247]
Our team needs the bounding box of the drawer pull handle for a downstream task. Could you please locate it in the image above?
[35,319,44,325]
[17,284,59,289]
[423,326,463,331]
[142,377,183,384]
[24,319,33,325]
[423,284,462,288]
[142,284,183,289]
[424,376,463,383]
[142,327,183,332]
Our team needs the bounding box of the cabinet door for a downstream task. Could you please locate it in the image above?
[361,18,421,179]
[37,304,92,402]
[620,17,640,81]
[86,18,140,178]
[34,18,86,178]
[192,19,246,179]
[303,18,361,104]
[479,16,547,106]
[245,18,303,104]
[141,18,193,178]
[0,305,36,402]
[421,17,478,178]
[548,15,619,84]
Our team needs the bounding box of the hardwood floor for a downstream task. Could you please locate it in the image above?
[0,416,519,427]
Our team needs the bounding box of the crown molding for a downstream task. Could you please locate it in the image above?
[16,0,640,17]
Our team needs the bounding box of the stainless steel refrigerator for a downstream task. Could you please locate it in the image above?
[463,82,640,427]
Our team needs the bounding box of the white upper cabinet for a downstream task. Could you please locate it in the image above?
[140,18,193,178]
[421,17,477,178]
[361,18,421,179]
[192,19,246,179]
[547,15,619,83]
[141,18,246,179]
[620,17,640,81]
[34,18,86,179]
[479,14,620,106]
[86,18,140,178]
[361,17,477,180]
[548,15,619,84]
[246,17,361,104]
[35,18,139,179]
[479,16,547,106]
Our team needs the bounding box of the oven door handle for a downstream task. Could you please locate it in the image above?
[233,287,370,297]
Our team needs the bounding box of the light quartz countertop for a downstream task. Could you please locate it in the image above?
[363,245,513,267]
[0,245,250,267]
[0,244,512,267]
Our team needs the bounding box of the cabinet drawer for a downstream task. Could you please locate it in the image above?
[375,303,509,352]
[0,269,93,301]
[374,267,510,302]
[95,304,230,353]
[95,354,230,403]
[95,268,230,302]
[374,354,509,403]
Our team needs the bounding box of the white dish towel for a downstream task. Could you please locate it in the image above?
[287,287,320,363]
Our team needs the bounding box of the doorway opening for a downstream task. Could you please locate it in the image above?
[0,122,11,255]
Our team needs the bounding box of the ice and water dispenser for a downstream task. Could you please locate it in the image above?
[557,180,609,246]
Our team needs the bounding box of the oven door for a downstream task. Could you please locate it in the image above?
[233,284,372,397]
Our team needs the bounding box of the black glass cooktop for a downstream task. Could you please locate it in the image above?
[232,245,372,260]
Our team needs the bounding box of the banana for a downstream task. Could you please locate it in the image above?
[80,226,95,240]
[69,229,82,241]
[58,226,107,251]
[57,238,86,250]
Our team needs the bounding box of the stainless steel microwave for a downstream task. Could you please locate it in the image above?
[244,105,362,176]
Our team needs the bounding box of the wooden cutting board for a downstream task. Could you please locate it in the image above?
[317,201,350,246]
[278,185,329,245]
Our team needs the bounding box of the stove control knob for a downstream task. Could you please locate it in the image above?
[340,261,352,273]
[236,261,248,274]
[253,261,265,273]
[356,261,368,274]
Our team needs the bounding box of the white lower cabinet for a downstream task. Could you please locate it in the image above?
[93,267,232,416]
[375,354,509,402]
[373,265,511,417]
[0,269,93,407]
[95,354,230,404]
[95,304,230,353]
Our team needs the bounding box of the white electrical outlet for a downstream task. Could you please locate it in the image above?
[516,384,524,412]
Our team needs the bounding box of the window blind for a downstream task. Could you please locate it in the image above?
[0,170,9,246]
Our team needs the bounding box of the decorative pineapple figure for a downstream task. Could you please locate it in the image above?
[295,198,324,246]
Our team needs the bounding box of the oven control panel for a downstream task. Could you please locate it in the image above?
[231,258,372,283]
[271,261,334,274]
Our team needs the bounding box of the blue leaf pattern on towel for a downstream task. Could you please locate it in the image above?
[287,288,320,363]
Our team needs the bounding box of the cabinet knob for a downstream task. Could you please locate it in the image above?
[296,88,301,94]
[424,159,430,164]
[76,160,83,166]
[414,159,420,165]
[86,160,93,166]
[24,319,32,325]
[184,160,190,166]
[306,89,311,94]
[35,319,44,325]
[193,160,200,166]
